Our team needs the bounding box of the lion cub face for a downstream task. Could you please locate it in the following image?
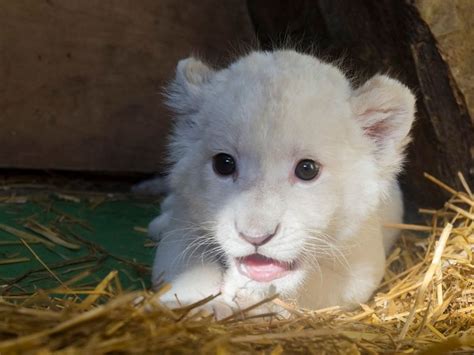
[164,50,415,294]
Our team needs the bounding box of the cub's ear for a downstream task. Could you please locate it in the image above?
[350,75,416,177]
[165,57,215,114]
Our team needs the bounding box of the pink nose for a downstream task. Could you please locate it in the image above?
[238,224,280,246]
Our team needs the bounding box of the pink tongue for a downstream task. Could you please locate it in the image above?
[239,254,290,282]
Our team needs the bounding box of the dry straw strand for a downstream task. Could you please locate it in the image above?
[0,174,472,353]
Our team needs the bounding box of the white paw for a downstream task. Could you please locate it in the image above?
[158,293,234,320]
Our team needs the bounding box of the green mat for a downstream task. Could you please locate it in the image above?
[0,194,159,294]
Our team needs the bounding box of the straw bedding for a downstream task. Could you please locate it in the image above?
[0,173,473,354]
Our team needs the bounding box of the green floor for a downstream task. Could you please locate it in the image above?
[0,193,160,294]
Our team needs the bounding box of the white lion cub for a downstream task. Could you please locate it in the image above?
[148,50,415,312]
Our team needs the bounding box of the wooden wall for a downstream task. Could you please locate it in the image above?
[2,0,473,211]
[0,1,255,172]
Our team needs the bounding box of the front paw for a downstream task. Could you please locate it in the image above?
[221,283,280,317]
[158,293,235,320]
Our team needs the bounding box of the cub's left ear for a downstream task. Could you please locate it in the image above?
[350,75,416,174]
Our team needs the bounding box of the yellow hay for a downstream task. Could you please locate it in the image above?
[0,174,472,353]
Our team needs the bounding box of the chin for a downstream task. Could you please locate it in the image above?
[268,269,306,297]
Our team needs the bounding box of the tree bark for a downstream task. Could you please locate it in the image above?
[247,0,474,213]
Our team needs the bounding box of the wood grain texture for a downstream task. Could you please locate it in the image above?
[0,1,255,172]
[416,0,474,121]
[247,0,474,210]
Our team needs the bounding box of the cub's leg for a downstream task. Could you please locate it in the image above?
[150,198,229,315]
[153,234,233,318]
[297,228,386,309]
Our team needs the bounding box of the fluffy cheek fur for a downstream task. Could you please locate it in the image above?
[337,158,382,238]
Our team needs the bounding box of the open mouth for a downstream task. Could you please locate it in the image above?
[235,254,297,282]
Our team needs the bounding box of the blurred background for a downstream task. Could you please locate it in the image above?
[1,0,473,209]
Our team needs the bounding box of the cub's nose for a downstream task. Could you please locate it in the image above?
[238,224,280,246]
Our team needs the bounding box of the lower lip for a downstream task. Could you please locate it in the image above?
[235,254,296,282]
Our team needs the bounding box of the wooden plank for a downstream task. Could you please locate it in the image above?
[0,0,255,172]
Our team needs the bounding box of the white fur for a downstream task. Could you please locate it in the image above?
[132,176,168,196]
[149,50,416,314]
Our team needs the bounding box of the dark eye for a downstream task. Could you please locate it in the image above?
[295,159,320,181]
[213,153,236,176]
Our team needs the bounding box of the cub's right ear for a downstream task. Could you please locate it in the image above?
[165,57,214,114]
